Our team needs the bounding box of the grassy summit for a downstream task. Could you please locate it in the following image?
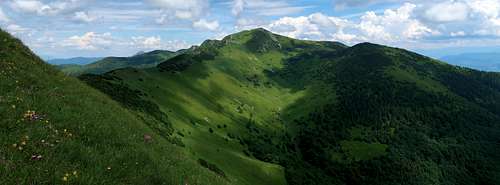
[81,28,500,185]
[0,29,228,184]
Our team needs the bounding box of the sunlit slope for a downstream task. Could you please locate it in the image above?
[82,28,346,185]
[0,29,229,185]
[82,28,500,185]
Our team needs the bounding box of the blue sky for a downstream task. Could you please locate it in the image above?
[1,0,500,59]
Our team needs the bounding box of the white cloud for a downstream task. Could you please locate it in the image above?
[0,8,10,23]
[451,31,466,37]
[423,1,469,22]
[193,19,220,31]
[232,0,245,16]
[465,0,500,36]
[265,13,347,40]
[231,0,308,16]
[8,0,43,14]
[9,0,84,16]
[147,0,208,20]
[5,24,29,35]
[131,36,162,49]
[73,11,96,23]
[467,0,500,19]
[63,32,114,50]
[358,3,437,41]
[256,4,436,45]
[414,0,500,37]
[131,36,190,51]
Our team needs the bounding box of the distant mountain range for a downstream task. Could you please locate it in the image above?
[440,53,500,72]
[46,57,103,65]
[56,50,181,75]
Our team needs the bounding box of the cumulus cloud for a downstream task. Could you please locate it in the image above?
[465,0,500,35]
[73,11,96,23]
[234,1,500,49]
[131,36,162,49]
[358,3,437,41]
[232,0,245,16]
[131,36,191,51]
[63,32,114,50]
[193,19,220,31]
[8,0,85,16]
[423,1,469,22]
[265,13,349,40]
[415,0,500,37]
[256,3,436,45]
[147,0,208,20]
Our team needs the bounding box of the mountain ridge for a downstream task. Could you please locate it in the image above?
[84,28,500,185]
[2,27,500,185]
[58,50,179,75]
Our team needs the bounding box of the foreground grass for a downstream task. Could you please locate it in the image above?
[0,30,229,185]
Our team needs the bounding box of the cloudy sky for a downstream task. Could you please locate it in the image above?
[1,0,500,59]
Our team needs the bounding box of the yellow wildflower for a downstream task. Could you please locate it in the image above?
[18,146,23,151]
[62,176,68,181]
[21,141,26,145]
[12,143,17,148]
[72,171,78,176]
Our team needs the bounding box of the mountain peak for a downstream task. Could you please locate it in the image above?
[222,28,281,53]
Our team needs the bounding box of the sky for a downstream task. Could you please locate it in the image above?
[1,0,500,59]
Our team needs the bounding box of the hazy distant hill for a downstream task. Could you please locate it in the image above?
[441,53,500,72]
[47,57,102,65]
[58,50,179,75]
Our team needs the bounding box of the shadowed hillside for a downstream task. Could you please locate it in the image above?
[81,28,500,185]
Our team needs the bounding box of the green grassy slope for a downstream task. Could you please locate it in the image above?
[82,29,346,185]
[82,29,500,185]
[59,50,178,76]
[0,30,230,185]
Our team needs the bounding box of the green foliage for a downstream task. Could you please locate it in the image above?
[340,141,388,162]
[0,29,230,185]
[82,30,500,185]
[198,159,226,178]
[10,27,500,185]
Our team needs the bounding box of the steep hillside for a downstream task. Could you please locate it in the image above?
[82,28,500,185]
[59,50,178,75]
[0,30,229,185]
